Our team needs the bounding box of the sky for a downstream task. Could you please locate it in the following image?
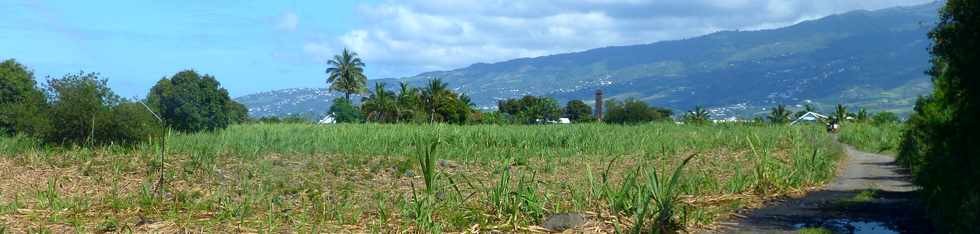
[0,0,935,98]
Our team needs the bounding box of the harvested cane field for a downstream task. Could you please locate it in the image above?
[0,123,842,233]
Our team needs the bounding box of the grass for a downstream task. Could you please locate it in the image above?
[838,123,904,155]
[831,189,880,209]
[0,123,843,232]
[799,227,836,234]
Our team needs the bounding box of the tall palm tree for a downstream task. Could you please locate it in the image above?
[325,48,367,101]
[768,105,791,124]
[422,79,451,123]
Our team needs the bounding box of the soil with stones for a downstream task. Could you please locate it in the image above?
[710,142,933,233]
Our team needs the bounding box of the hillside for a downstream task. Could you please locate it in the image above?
[237,2,940,118]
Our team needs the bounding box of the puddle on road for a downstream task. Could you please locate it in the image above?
[794,219,898,234]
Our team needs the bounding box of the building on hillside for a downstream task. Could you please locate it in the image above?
[712,116,740,124]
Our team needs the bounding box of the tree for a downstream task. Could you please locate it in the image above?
[396,81,422,122]
[898,0,980,231]
[361,82,398,123]
[604,98,672,124]
[855,108,871,123]
[794,104,817,119]
[497,95,561,124]
[683,106,711,125]
[872,111,900,125]
[325,48,367,101]
[44,72,129,145]
[0,59,48,136]
[45,72,118,145]
[767,105,791,124]
[833,104,850,122]
[329,98,362,123]
[41,72,158,146]
[523,96,560,124]
[147,70,245,133]
[107,102,163,144]
[563,100,593,122]
[421,79,451,123]
[225,101,249,124]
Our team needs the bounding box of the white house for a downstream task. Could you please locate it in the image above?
[318,114,336,124]
[791,112,829,125]
[558,118,571,124]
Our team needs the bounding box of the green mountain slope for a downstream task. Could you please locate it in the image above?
[237,2,940,118]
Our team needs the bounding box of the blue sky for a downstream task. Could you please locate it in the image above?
[1,0,932,98]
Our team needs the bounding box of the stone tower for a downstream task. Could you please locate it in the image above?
[595,89,604,122]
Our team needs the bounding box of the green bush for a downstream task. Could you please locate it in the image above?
[106,102,163,144]
[898,0,980,231]
[498,95,561,124]
[604,98,672,124]
[44,72,157,145]
[871,111,900,124]
[329,98,362,123]
[563,100,593,122]
[0,59,49,136]
[147,70,246,133]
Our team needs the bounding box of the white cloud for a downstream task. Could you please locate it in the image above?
[277,12,299,31]
[307,0,934,78]
[302,41,331,62]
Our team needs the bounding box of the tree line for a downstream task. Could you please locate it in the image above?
[2,47,905,148]
[319,47,900,126]
[321,48,900,126]
[0,59,246,146]
[896,0,979,232]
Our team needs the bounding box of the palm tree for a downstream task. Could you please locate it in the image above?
[459,93,474,108]
[362,82,396,123]
[422,79,451,122]
[855,108,870,123]
[683,106,711,124]
[396,81,420,121]
[795,104,817,118]
[325,48,367,101]
[768,105,791,124]
[833,104,849,122]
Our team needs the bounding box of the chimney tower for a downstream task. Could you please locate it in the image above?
[595,89,604,122]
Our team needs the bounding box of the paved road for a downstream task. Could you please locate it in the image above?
[711,143,932,233]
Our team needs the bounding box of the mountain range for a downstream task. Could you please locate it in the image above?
[237,1,940,119]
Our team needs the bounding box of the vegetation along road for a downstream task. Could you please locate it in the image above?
[717,141,931,233]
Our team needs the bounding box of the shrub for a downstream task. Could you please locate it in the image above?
[329,98,362,123]
[872,111,900,125]
[44,72,156,145]
[106,102,163,144]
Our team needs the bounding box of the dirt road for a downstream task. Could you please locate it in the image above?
[713,143,932,233]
